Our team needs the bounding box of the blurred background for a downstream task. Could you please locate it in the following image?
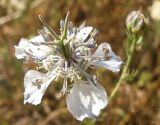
[0,0,160,125]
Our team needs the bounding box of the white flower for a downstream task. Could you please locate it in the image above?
[15,12,123,121]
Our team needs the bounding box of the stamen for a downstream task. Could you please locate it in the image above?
[72,62,97,86]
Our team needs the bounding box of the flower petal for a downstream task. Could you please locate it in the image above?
[66,79,108,121]
[91,42,123,72]
[24,70,56,105]
[76,27,93,42]
[14,38,31,59]
[15,36,50,60]
[93,59,122,72]
[30,35,45,45]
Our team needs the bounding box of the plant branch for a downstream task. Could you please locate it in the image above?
[109,37,137,101]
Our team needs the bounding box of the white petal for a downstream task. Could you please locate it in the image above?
[76,27,93,42]
[27,44,49,60]
[93,59,122,72]
[91,42,123,72]
[24,70,56,105]
[14,38,31,59]
[30,35,45,45]
[14,46,26,59]
[66,79,108,121]
[15,36,50,60]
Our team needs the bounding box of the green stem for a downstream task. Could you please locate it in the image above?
[109,37,137,101]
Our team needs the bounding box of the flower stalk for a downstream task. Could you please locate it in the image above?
[109,36,137,101]
[109,10,148,101]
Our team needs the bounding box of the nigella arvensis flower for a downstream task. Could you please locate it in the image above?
[15,12,123,121]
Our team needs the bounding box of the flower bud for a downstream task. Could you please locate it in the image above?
[126,10,149,33]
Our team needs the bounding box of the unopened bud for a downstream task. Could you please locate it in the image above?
[126,10,149,33]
